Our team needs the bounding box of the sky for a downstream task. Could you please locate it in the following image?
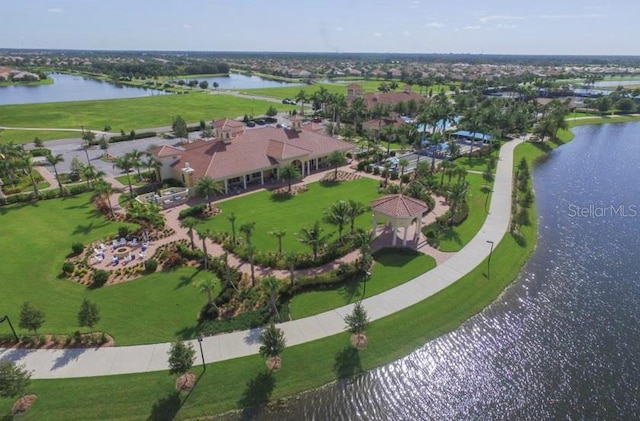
[1,0,639,55]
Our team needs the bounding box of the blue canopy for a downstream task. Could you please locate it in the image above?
[451,130,493,142]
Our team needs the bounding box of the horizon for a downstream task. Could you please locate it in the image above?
[1,0,639,56]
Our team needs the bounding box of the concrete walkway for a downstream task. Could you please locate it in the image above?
[0,138,523,379]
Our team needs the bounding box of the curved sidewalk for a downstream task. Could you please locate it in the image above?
[0,139,523,379]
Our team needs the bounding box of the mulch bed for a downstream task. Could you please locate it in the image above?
[176,372,196,393]
[350,333,368,350]
[12,394,37,415]
[266,356,282,371]
[0,332,114,349]
[320,171,362,183]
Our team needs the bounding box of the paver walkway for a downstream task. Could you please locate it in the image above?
[0,138,523,379]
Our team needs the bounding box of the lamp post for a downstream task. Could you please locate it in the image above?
[486,240,494,279]
[0,315,19,342]
[361,270,372,301]
[197,333,206,371]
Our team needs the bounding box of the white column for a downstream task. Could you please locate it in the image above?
[371,215,378,233]
[224,179,228,194]
[260,171,264,185]
[301,162,305,177]
[392,226,398,247]
[243,175,247,189]
[415,216,422,246]
[403,226,408,247]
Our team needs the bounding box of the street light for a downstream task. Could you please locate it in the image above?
[197,333,206,371]
[0,315,19,342]
[486,240,494,279]
[361,271,372,302]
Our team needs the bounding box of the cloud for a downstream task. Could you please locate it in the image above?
[183,24,191,29]
[410,0,420,8]
[538,13,602,19]
[47,8,62,13]
[335,26,343,31]
[461,25,481,30]
[497,24,517,29]
[373,32,382,37]
[425,22,444,28]
[479,15,524,24]
[403,30,410,36]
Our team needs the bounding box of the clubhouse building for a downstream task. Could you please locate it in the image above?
[151,117,354,195]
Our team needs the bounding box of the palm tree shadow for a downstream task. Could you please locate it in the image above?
[237,371,276,418]
[333,346,362,379]
[340,276,364,304]
[175,269,201,289]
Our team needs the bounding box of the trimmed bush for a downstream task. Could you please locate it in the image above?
[71,242,84,256]
[92,270,110,286]
[62,262,75,275]
[144,259,158,273]
[178,203,206,220]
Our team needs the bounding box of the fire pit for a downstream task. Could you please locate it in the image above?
[114,246,132,259]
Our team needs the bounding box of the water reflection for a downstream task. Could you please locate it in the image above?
[221,123,640,420]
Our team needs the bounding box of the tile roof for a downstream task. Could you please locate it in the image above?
[156,126,354,181]
[370,194,429,218]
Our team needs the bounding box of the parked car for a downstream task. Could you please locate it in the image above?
[246,121,256,127]
[282,98,294,104]
[256,119,266,125]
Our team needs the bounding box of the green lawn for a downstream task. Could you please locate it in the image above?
[426,173,492,252]
[0,194,215,345]
[197,178,381,254]
[0,92,295,145]
[0,130,82,144]
[290,249,436,319]
[452,153,498,173]
[0,152,537,420]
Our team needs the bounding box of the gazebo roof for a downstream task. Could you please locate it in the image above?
[370,194,429,219]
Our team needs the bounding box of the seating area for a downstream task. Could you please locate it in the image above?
[91,236,150,267]
[136,187,189,209]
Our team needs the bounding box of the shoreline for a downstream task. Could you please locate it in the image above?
[0,119,636,419]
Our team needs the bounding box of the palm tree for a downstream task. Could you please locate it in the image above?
[45,152,65,195]
[298,220,331,260]
[398,158,409,187]
[429,131,443,171]
[262,276,281,321]
[227,212,237,244]
[346,200,366,234]
[246,243,257,287]
[324,200,351,239]
[142,155,162,183]
[381,125,396,158]
[81,130,96,166]
[295,89,307,115]
[239,222,256,246]
[94,179,114,217]
[198,229,211,270]
[82,164,105,189]
[128,149,143,181]
[279,164,301,192]
[349,97,367,132]
[371,103,390,143]
[269,229,286,255]
[284,251,297,286]
[383,161,392,186]
[258,322,286,370]
[327,150,347,180]
[195,275,219,312]
[195,176,223,211]
[114,154,134,197]
[448,181,469,224]
[354,229,375,272]
[181,217,198,249]
[20,155,39,199]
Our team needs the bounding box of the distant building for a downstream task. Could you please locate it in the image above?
[345,83,422,108]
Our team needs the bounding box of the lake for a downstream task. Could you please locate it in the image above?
[233,122,640,420]
[0,73,299,106]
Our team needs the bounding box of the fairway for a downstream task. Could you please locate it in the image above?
[0,92,296,144]
[198,178,381,254]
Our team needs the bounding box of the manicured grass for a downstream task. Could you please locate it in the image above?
[197,178,381,254]
[289,249,436,319]
[0,194,212,345]
[0,140,539,420]
[0,130,83,144]
[452,152,498,173]
[427,173,492,252]
[0,92,293,144]
[239,83,347,100]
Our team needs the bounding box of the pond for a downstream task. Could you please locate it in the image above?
[179,73,302,90]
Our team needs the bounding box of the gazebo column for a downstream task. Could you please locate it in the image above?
[371,214,378,233]
[224,179,229,194]
[403,226,409,247]
[392,225,398,247]
[415,216,423,245]
[243,175,247,189]
[260,172,264,185]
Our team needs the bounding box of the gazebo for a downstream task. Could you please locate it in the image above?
[370,194,430,248]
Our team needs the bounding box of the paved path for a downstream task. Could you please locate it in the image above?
[0,138,523,379]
